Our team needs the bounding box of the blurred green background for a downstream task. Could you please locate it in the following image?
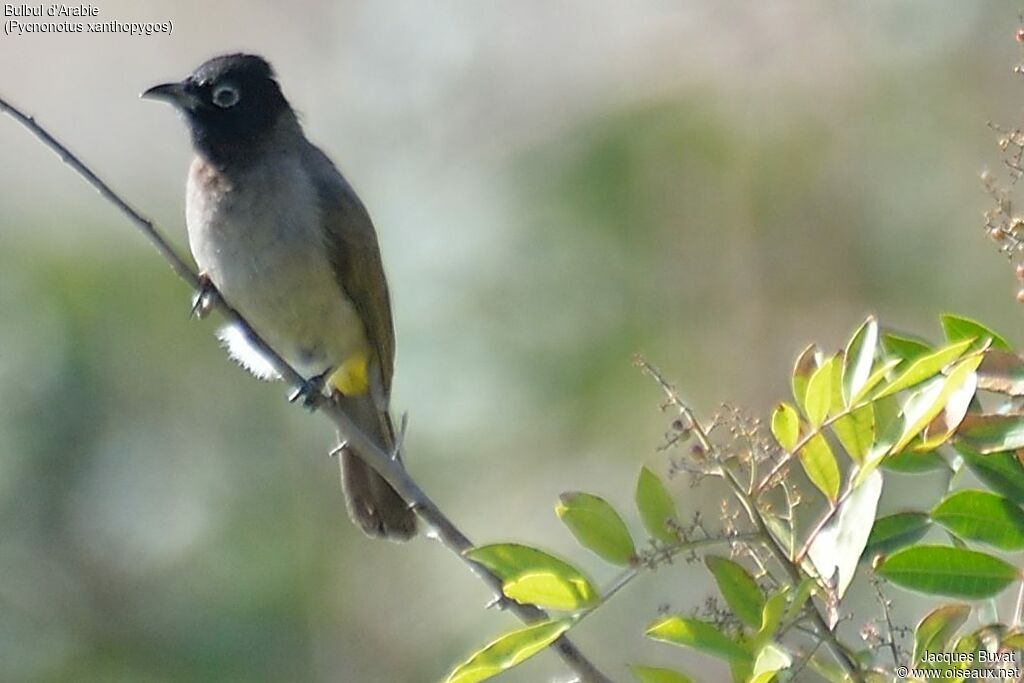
[3,2,1024,681]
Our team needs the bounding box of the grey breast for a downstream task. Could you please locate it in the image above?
[185,146,369,376]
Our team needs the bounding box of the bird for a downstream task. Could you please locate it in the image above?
[143,53,416,541]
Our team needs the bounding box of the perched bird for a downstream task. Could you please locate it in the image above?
[143,53,416,540]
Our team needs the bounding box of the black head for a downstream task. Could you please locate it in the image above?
[143,54,292,167]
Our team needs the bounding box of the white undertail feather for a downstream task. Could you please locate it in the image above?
[217,323,280,380]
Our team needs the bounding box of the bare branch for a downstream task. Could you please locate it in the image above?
[0,95,612,683]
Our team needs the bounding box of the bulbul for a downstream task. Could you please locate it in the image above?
[144,53,416,540]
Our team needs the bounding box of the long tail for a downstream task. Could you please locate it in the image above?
[332,392,416,541]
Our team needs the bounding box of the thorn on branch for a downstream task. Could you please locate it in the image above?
[392,412,410,461]
[485,594,511,610]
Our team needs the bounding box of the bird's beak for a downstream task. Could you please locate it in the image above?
[141,81,201,110]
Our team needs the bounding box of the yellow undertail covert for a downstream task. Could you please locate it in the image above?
[327,350,370,396]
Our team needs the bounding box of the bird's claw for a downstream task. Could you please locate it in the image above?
[288,367,331,410]
[190,274,220,319]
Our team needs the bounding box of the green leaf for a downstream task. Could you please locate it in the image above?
[957,413,1024,454]
[876,545,1019,599]
[881,450,948,474]
[832,403,874,464]
[807,469,883,598]
[957,444,1024,506]
[872,392,903,446]
[556,492,636,566]
[891,353,983,454]
[805,356,838,428]
[754,587,789,647]
[940,314,1011,352]
[829,351,845,419]
[912,604,971,667]
[798,433,841,502]
[443,618,574,683]
[770,402,801,451]
[465,544,597,610]
[916,365,978,452]
[705,556,765,629]
[882,332,932,364]
[931,490,1024,551]
[862,512,931,561]
[792,344,821,414]
[843,316,879,405]
[750,642,792,683]
[950,631,983,678]
[873,337,975,400]
[502,573,595,611]
[636,467,680,544]
[646,616,751,663]
[852,443,893,489]
[628,665,694,683]
[850,358,902,405]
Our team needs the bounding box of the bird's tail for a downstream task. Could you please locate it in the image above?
[332,392,416,541]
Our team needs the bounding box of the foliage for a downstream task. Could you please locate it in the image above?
[443,314,1024,682]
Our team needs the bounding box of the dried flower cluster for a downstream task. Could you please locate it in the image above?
[982,26,1024,302]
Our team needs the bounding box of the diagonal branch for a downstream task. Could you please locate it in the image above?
[0,95,613,683]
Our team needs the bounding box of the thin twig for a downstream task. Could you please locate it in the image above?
[636,357,865,682]
[0,95,613,683]
[599,533,761,607]
[871,576,900,666]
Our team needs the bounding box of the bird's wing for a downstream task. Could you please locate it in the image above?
[304,143,395,397]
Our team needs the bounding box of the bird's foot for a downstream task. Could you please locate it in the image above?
[190,273,220,319]
[288,366,332,411]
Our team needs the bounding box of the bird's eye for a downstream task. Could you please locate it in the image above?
[212,83,240,108]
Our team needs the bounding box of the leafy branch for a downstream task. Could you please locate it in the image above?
[445,311,1024,683]
[636,357,864,681]
[635,315,1024,683]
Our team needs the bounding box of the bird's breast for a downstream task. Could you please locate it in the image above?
[185,155,367,376]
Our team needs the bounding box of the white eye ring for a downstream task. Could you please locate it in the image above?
[212,83,240,108]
